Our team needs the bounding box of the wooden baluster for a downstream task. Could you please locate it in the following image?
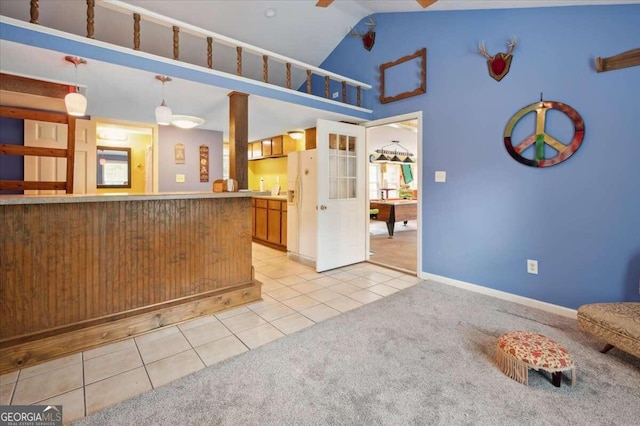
[173,26,179,60]
[207,37,213,68]
[30,0,39,24]
[342,81,346,103]
[236,47,242,76]
[325,76,329,99]
[262,55,268,83]
[306,70,312,94]
[286,63,292,89]
[133,13,141,50]
[86,0,95,39]
[357,86,361,107]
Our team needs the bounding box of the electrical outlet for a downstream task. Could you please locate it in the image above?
[176,174,185,183]
[527,259,538,275]
[332,91,339,99]
[435,171,446,182]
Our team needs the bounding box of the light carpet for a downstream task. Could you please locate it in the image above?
[75,280,640,425]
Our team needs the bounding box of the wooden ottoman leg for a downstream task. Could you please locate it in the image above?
[552,372,562,387]
[600,343,615,354]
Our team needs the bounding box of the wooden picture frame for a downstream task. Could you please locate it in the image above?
[379,48,426,104]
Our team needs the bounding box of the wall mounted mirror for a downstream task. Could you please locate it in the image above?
[97,146,131,188]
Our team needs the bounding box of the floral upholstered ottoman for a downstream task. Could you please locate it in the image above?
[496,331,576,387]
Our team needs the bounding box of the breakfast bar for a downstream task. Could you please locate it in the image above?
[0,192,261,373]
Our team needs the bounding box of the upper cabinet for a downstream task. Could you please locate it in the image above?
[248,135,298,160]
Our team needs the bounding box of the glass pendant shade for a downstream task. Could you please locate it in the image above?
[403,156,415,163]
[375,153,390,162]
[390,155,402,162]
[155,102,172,126]
[65,91,87,117]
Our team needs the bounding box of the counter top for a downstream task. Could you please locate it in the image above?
[252,194,287,201]
[0,191,252,205]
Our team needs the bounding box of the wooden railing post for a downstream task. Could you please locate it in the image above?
[324,76,329,99]
[357,86,361,107]
[306,70,312,94]
[207,37,213,68]
[86,0,95,39]
[286,63,292,89]
[30,0,39,24]
[236,47,243,76]
[133,13,141,50]
[342,81,346,103]
[262,55,268,83]
[172,26,179,60]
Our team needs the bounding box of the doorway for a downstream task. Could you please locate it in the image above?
[365,112,422,275]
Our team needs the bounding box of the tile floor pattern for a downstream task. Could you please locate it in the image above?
[0,243,423,424]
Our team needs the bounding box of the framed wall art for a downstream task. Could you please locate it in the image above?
[379,48,426,104]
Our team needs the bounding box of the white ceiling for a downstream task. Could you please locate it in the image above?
[0,0,637,140]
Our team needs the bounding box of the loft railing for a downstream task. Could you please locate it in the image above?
[24,0,370,108]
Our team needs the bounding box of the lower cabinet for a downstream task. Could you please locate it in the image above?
[252,197,287,251]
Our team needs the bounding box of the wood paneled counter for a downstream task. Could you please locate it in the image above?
[0,192,260,373]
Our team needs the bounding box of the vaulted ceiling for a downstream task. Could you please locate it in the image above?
[0,0,637,140]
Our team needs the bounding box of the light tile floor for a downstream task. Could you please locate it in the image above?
[0,243,424,424]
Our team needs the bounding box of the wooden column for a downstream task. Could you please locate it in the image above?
[133,13,141,50]
[228,91,249,190]
[30,0,39,24]
[86,0,95,39]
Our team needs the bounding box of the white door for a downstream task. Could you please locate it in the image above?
[316,119,367,272]
[24,118,96,194]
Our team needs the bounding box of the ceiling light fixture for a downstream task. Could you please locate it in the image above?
[171,115,205,129]
[264,8,277,18]
[64,56,87,117]
[155,75,172,126]
[373,140,414,163]
[288,130,304,140]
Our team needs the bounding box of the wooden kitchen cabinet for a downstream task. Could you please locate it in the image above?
[271,136,283,156]
[304,127,316,150]
[267,200,281,244]
[251,197,287,251]
[254,198,268,241]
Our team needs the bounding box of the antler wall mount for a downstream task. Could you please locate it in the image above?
[478,37,518,82]
[350,17,376,51]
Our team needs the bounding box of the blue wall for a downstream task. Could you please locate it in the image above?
[0,116,24,194]
[321,5,640,308]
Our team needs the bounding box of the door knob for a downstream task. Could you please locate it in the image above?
[320,205,327,210]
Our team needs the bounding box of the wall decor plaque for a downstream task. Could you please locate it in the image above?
[174,143,185,164]
[199,145,209,182]
[504,100,584,168]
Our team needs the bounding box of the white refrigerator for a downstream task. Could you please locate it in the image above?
[287,150,317,264]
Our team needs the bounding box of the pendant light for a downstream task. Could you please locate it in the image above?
[155,75,172,126]
[373,140,414,163]
[64,56,87,117]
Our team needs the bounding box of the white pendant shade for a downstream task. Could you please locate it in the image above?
[65,91,87,117]
[155,104,172,126]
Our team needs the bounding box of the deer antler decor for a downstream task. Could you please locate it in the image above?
[478,36,517,81]
[350,17,376,51]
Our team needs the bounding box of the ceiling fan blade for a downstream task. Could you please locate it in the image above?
[316,0,334,7]
[416,0,438,8]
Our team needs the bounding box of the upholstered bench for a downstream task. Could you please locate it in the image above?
[496,331,576,387]
[577,302,640,358]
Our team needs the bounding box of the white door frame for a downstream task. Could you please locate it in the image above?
[363,111,423,275]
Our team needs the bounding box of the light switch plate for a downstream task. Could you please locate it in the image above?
[176,174,185,183]
[435,171,446,183]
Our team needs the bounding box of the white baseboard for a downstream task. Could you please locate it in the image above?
[420,272,577,319]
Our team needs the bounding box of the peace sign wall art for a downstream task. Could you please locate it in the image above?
[504,100,585,168]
